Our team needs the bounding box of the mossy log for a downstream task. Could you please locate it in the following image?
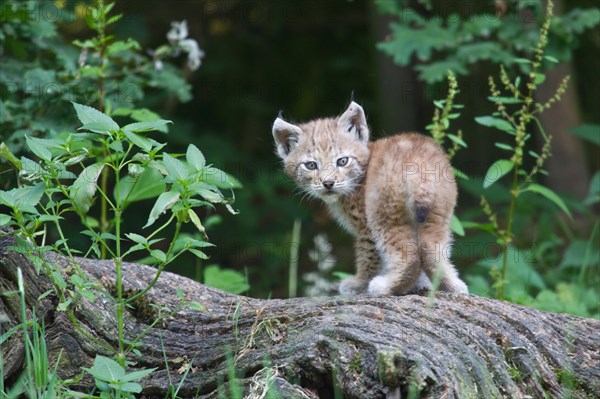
[1,234,599,399]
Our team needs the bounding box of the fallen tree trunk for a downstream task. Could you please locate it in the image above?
[1,234,599,399]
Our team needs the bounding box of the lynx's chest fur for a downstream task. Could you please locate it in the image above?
[272,101,468,296]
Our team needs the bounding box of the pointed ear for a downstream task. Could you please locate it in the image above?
[337,101,369,144]
[272,117,303,159]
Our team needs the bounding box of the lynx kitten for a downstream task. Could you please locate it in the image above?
[272,102,468,296]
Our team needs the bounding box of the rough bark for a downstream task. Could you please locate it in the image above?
[1,234,599,399]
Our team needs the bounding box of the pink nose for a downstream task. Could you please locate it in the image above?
[322,180,334,189]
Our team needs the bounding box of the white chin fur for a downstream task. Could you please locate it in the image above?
[320,193,340,203]
[368,276,391,295]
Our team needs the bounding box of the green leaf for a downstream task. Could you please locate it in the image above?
[585,171,600,205]
[113,382,142,393]
[144,191,180,228]
[25,136,52,161]
[186,144,206,171]
[122,120,172,133]
[483,159,514,189]
[523,183,572,219]
[570,124,600,146]
[150,249,166,263]
[125,233,147,245]
[534,73,546,85]
[188,209,206,236]
[0,142,22,170]
[513,58,532,64]
[544,55,559,63]
[120,368,157,382]
[71,102,119,132]
[189,248,209,259]
[0,183,45,211]
[0,214,11,226]
[447,134,467,148]
[115,167,166,205]
[495,143,514,151]
[488,96,522,104]
[450,214,465,236]
[162,153,188,181]
[204,265,249,294]
[82,355,125,382]
[69,163,105,214]
[475,116,515,134]
[123,130,153,152]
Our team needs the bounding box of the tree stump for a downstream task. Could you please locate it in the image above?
[1,233,599,398]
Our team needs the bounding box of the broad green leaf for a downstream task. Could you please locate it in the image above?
[544,55,559,63]
[123,130,153,152]
[69,163,105,214]
[114,382,142,393]
[483,159,514,188]
[475,116,515,134]
[204,265,249,294]
[450,214,465,236]
[189,182,223,203]
[162,153,188,180]
[115,167,166,205]
[123,120,172,133]
[82,355,125,382]
[0,183,45,211]
[523,183,572,219]
[120,368,157,383]
[125,233,147,245]
[72,102,119,132]
[150,249,166,263]
[186,144,206,171]
[189,248,209,259]
[144,191,180,228]
[25,136,52,161]
[0,214,11,226]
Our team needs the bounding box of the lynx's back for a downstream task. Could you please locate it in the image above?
[272,102,468,296]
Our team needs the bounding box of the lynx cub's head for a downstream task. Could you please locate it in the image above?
[272,102,370,202]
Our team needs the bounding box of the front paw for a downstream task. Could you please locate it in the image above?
[339,277,368,295]
[368,276,392,296]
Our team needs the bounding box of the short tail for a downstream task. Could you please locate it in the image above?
[415,203,430,224]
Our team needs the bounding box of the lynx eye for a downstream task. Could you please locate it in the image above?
[336,157,349,167]
[304,161,318,170]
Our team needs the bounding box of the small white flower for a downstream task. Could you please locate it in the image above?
[154,59,164,71]
[180,39,205,71]
[167,20,189,44]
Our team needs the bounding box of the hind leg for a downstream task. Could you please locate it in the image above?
[419,214,468,294]
[367,225,421,295]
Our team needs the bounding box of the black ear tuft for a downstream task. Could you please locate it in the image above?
[278,110,284,119]
[350,90,355,103]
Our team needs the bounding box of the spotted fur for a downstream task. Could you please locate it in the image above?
[273,102,468,296]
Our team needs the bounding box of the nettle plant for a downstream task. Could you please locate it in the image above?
[0,102,240,373]
[474,1,572,299]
